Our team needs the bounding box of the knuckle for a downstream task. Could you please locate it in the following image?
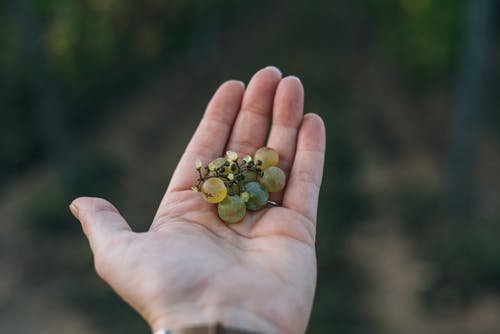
[241,102,268,118]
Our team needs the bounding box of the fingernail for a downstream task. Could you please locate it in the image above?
[287,75,301,82]
[236,80,245,88]
[69,202,79,218]
[265,66,282,76]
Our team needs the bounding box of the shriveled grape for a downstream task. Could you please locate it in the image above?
[217,195,246,223]
[201,178,227,203]
[260,166,286,192]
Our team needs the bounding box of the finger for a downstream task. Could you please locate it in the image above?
[69,197,132,253]
[283,114,326,223]
[266,76,304,203]
[166,80,245,193]
[226,66,282,157]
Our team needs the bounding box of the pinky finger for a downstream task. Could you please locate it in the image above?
[282,114,326,223]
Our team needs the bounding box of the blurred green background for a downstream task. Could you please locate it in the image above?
[1,0,500,333]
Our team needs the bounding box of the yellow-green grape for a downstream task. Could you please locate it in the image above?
[244,182,269,211]
[253,147,279,170]
[201,178,227,203]
[218,195,246,223]
[259,166,286,192]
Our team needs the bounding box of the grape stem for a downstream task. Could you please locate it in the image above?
[194,159,264,197]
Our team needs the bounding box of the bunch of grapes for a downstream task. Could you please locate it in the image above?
[192,147,286,223]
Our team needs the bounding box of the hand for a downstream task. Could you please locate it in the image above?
[70,67,326,334]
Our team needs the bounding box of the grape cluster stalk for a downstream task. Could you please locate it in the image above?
[192,147,286,223]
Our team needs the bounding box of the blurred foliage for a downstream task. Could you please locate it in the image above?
[2,0,500,333]
[1,0,235,86]
[363,0,464,84]
[0,0,238,187]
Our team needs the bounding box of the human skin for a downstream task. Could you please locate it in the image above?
[69,66,326,334]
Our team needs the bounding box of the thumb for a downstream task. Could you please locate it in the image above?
[69,197,132,253]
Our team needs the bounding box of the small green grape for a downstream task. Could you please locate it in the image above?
[260,166,286,192]
[208,157,226,171]
[241,170,257,185]
[240,191,250,203]
[218,195,246,223]
[226,150,238,162]
[243,182,269,211]
[242,155,252,164]
[195,159,202,170]
[201,178,227,203]
[254,147,279,170]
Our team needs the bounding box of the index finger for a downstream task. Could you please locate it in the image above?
[166,80,245,193]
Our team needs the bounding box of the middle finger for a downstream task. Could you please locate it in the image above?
[226,66,282,157]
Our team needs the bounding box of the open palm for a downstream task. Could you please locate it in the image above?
[70,67,326,334]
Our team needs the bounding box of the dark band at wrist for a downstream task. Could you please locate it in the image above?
[170,323,264,334]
